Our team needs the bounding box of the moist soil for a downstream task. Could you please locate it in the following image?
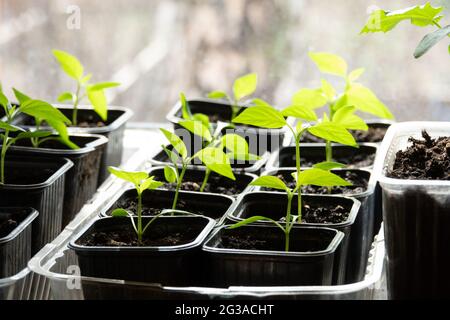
[299,153,375,168]
[117,198,209,216]
[300,126,387,143]
[388,130,450,180]
[263,171,368,195]
[24,114,106,128]
[0,218,18,238]
[162,176,244,196]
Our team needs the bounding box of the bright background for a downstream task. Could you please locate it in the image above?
[1,0,449,123]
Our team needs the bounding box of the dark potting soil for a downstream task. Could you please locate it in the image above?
[300,127,387,143]
[388,130,450,180]
[118,198,208,216]
[0,218,18,238]
[301,202,348,224]
[263,171,368,195]
[77,224,200,247]
[300,153,375,169]
[24,115,106,128]
[162,176,244,196]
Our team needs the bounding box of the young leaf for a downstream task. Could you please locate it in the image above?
[57,92,74,103]
[162,144,180,164]
[46,119,79,150]
[207,91,228,99]
[313,161,346,171]
[249,176,289,192]
[87,87,107,121]
[179,119,212,142]
[332,105,368,131]
[192,113,210,129]
[180,92,193,120]
[111,208,130,217]
[0,121,25,132]
[252,98,273,108]
[164,166,178,183]
[348,68,365,82]
[281,105,318,121]
[295,168,352,187]
[80,74,92,85]
[227,152,261,161]
[228,216,282,230]
[360,2,443,33]
[232,105,286,129]
[414,25,450,58]
[291,88,328,109]
[52,49,84,81]
[308,122,357,147]
[195,147,235,180]
[221,134,248,156]
[309,52,348,77]
[12,88,31,104]
[108,166,149,187]
[19,100,71,124]
[139,176,163,194]
[12,131,53,142]
[88,82,120,91]
[0,90,8,108]
[233,73,257,101]
[321,79,336,101]
[160,128,188,159]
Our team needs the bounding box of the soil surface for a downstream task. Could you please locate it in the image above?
[263,171,368,195]
[162,176,245,196]
[298,153,375,169]
[300,126,388,143]
[117,198,209,216]
[388,130,450,180]
[301,202,349,224]
[0,218,18,237]
[24,114,106,128]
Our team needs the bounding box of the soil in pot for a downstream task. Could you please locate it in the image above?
[300,124,389,143]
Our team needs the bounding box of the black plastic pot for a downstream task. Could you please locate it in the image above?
[148,166,256,197]
[0,208,38,278]
[12,105,133,186]
[69,216,215,286]
[0,156,72,254]
[202,224,344,287]
[265,144,378,170]
[7,134,108,227]
[257,168,376,283]
[167,98,288,155]
[101,188,234,225]
[150,144,269,175]
[226,192,360,284]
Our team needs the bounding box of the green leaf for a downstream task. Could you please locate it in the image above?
[360,2,443,33]
[164,166,177,183]
[52,49,84,81]
[80,74,92,85]
[207,91,228,99]
[232,105,286,129]
[179,119,212,142]
[160,128,188,159]
[13,130,53,141]
[313,161,346,171]
[340,83,394,119]
[162,144,180,164]
[281,105,318,121]
[309,52,348,77]
[139,176,163,193]
[192,113,210,131]
[414,25,450,58]
[221,133,248,155]
[348,68,365,82]
[227,152,261,161]
[233,73,257,101]
[180,92,193,120]
[252,98,273,108]
[111,208,130,217]
[19,100,71,124]
[0,90,8,108]
[228,216,280,230]
[57,92,74,103]
[108,166,148,187]
[0,121,25,132]
[308,121,357,147]
[88,82,120,91]
[295,168,352,187]
[46,119,79,150]
[87,88,107,121]
[249,175,289,192]
[291,88,328,109]
[12,88,31,104]
[332,106,368,131]
[321,79,336,101]
[195,147,235,180]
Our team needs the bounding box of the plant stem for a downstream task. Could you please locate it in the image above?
[137,193,143,244]
[285,231,290,252]
[172,164,187,211]
[0,130,9,184]
[199,168,211,192]
[72,82,81,126]
[294,132,301,216]
[285,192,293,252]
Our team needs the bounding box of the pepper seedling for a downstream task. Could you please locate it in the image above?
[108,167,164,245]
[53,49,120,126]
[0,86,78,184]
[206,73,258,121]
[228,170,351,252]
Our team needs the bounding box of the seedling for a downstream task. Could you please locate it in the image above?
[0,87,77,184]
[361,2,449,58]
[229,170,351,252]
[53,49,120,126]
[207,73,258,121]
[108,167,164,245]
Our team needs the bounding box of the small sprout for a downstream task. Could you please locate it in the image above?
[53,49,120,126]
[108,167,163,245]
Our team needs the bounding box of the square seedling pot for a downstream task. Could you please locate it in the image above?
[166,98,289,155]
[202,224,344,287]
[374,121,450,299]
[0,156,72,254]
[101,188,235,226]
[265,143,378,171]
[0,208,38,278]
[12,105,133,186]
[150,144,270,175]
[226,192,360,284]
[256,168,376,283]
[69,215,216,286]
[7,133,108,227]
[148,166,256,197]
